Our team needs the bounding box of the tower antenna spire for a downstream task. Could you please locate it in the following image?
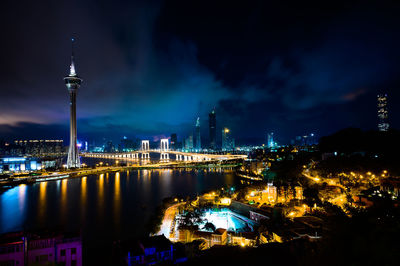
[69,37,76,76]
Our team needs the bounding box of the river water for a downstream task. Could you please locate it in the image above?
[0,168,241,262]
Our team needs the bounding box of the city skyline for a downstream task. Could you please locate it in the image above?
[1,1,400,265]
[0,0,400,144]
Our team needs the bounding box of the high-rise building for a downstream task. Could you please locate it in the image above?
[104,141,115,153]
[64,38,82,168]
[184,135,193,150]
[209,109,216,150]
[13,139,64,155]
[267,132,275,148]
[222,127,235,151]
[195,117,201,151]
[377,94,389,131]
[119,136,136,152]
[170,133,177,150]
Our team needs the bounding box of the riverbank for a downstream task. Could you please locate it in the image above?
[0,162,242,188]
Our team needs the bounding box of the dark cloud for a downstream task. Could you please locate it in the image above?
[1,0,400,145]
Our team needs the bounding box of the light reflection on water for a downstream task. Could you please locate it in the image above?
[60,179,68,222]
[38,182,47,224]
[97,174,105,222]
[81,176,87,221]
[1,185,27,232]
[113,172,121,231]
[0,168,241,243]
[18,184,27,212]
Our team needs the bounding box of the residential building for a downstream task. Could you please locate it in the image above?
[0,232,82,266]
[125,235,174,265]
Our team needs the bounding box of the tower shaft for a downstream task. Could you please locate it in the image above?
[65,38,82,168]
[67,89,80,168]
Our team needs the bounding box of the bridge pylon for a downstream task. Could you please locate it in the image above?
[160,139,169,160]
[140,140,150,160]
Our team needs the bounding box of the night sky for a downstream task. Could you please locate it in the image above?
[1,0,400,145]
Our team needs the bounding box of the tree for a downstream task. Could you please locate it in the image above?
[202,222,216,232]
[303,187,321,206]
[177,208,204,232]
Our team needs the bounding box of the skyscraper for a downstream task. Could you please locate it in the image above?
[209,109,216,150]
[184,135,194,150]
[64,38,82,168]
[170,133,177,150]
[195,117,201,151]
[377,94,389,131]
[222,127,235,151]
[267,132,275,148]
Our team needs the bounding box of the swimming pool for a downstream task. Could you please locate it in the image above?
[200,209,256,232]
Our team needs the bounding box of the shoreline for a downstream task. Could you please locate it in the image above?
[0,162,242,189]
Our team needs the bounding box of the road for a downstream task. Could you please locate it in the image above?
[157,202,184,241]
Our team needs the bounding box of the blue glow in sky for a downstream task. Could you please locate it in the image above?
[1,0,400,144]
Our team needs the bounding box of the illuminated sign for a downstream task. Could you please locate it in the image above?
[30,161,37,170]
[3,158,26,162]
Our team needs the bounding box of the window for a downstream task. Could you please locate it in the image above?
[71,260,77,266]
[39,254,48,262]
[60,249,66,256]
[71,248,76,255]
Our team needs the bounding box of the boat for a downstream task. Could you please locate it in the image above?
[236,170,263,181]
[35,174,70,182]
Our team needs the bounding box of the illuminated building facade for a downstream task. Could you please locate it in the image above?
[377,94,389,131]
[208,109,216,150]
[267,132,275,148]
[222,127,235,151]
[184,135,193,150]
[195,117,201,151]
[64,39,82,168]
[246,185,303,205]
[0,157,41,173]
[13,139,64,155]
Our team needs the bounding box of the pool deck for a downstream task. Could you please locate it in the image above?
[158,205,258,243]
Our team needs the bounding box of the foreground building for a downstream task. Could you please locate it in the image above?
[125,235,175,265]
[0,232,82,266]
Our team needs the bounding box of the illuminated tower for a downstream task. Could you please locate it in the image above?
[64,38,82,168]
[377,94,389,131]
[209,109,216,150]
[195,117,201,151]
